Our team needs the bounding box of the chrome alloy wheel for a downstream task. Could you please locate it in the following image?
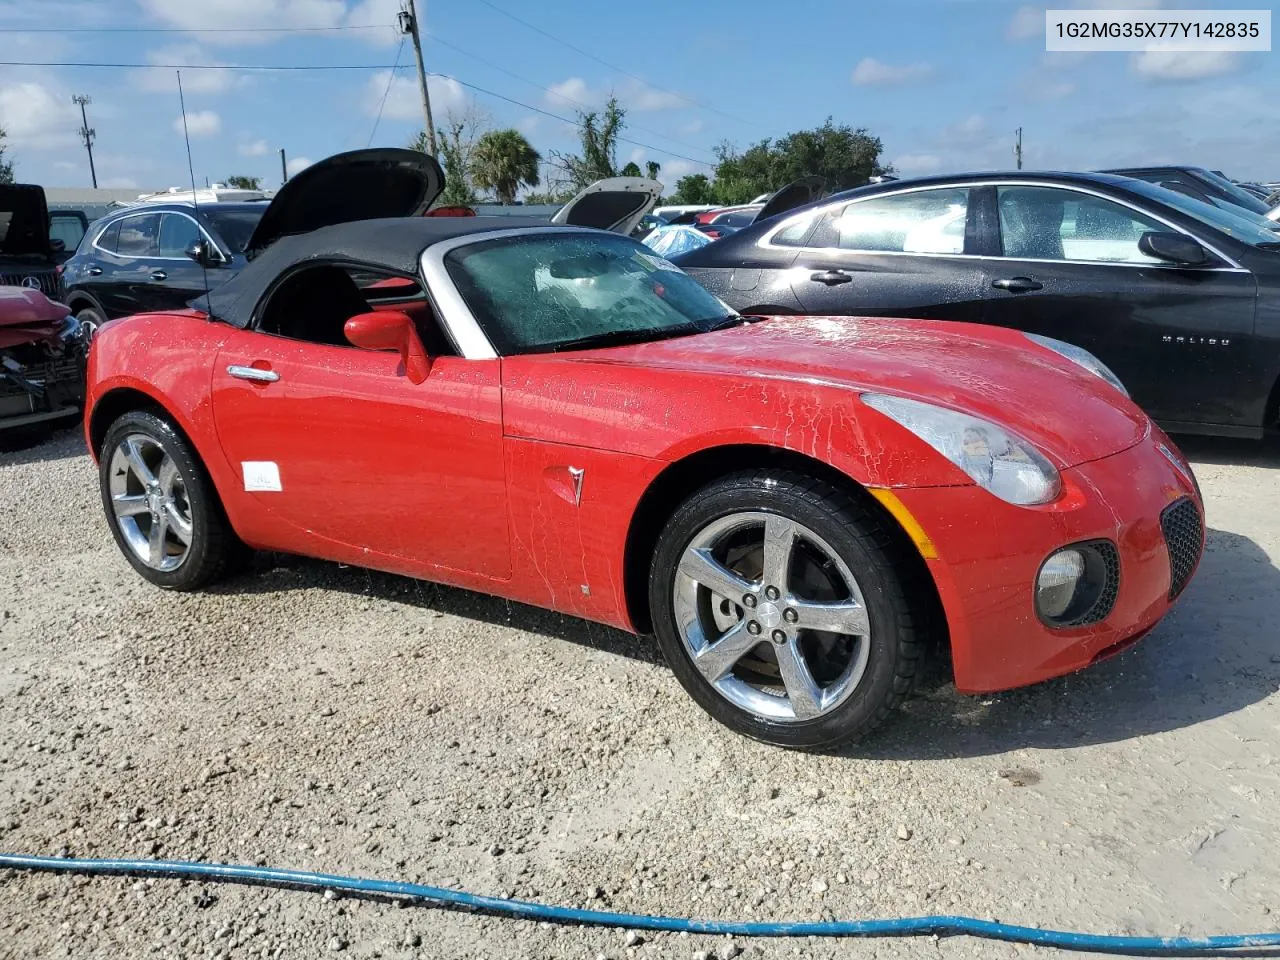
[672,512,872,722]
[107,434,194,572]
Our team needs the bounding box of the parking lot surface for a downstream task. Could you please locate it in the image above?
[1,429,1277,959]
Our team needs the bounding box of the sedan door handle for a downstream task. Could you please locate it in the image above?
[150,271,167,281]
[87,267,103,276]
[810,270,852,286]
[991,276,1043,292]
[227,364,280,383]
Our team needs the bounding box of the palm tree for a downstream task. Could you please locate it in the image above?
[470,129,540,205]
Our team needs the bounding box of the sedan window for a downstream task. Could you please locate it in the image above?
[157,214,203,258]
[808,188,970,254]
[998,186,1164,264]
[444,232,735,355]
[115,215,160,257]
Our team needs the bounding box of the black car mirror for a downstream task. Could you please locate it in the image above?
[185,240,217,266]
[50,238,66,253]
[1139,231,1208,266]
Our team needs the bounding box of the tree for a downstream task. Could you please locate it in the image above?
[0,127,14,185]
[668,173,716,205]
[645,160,661,181]
[554,97,625,189]
[224,175,261,189]
[711,119,891,205]
[470,129,541,205]
[412,105,489,207]
[619,161,642,177]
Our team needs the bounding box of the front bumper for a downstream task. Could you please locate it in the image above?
[891,431,1203,694]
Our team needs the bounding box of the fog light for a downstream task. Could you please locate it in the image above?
[1036,549,1085,620]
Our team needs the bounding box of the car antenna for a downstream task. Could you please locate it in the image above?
[176,70,212,319]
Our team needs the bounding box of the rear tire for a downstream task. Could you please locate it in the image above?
[648,469,925,750]
[99,410,246,590]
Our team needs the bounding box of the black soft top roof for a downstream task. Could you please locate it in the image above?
[193,215,554,328]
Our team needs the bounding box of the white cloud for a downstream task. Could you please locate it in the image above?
[136,0,346,43]
[892,153,943,175]
[544,76,685,114]
[946,114,988,141]
[851,58,934,86]
[101,176,139,189]
[343,0,401,45]
[364,70,468,121]
[657,158,706,185]
[1131,49,1242,81]
[173,109,221,137]
[238,138,270,156]
[0,80,80,150]
[545,77,596,110]
[1006,5,1043,41]
[679,118,704,135]
[132,44,241,93]
[286,156,313,175]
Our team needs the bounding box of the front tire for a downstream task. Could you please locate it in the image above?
[99,411,244,590]
[649,469,925,750]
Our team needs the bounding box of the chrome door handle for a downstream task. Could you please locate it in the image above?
[88,267,103,276]
[227,364,280,383]
[150,271,167,281]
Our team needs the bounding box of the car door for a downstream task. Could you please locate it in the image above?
[785,185,989,323]
[106,212,172,315]
[979,184,1257,427]
[209,264,510,580]
[153,212,223,308]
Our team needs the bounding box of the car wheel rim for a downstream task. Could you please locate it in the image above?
[672,511,872,723]
[107,434,194,572]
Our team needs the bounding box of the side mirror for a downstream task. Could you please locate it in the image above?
[1138,231,1208,266]
[50,238,66,253]
[344,310,431,383]
[185,240,219,266]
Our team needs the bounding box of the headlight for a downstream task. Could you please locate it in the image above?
[1023,333,1128,397]
[862,394,1062,506]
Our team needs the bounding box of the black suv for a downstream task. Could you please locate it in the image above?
[1,184,64,300]
[60,201,267,328]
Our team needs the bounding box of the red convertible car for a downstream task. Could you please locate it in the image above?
[83,153,1205,748]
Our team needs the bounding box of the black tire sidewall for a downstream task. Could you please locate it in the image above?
[649,472,913,750]
[99,411,220,590]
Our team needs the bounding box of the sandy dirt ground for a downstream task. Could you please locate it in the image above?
[0,427,1277,960]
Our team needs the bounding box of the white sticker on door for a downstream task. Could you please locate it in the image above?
[242,461,282,492]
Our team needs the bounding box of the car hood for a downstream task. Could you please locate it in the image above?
[551,177,662,235]
[245,148,443,257]
[563,315,1149,469]
[0,287,69,348]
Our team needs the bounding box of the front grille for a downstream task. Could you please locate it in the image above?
[1160,497,1203,601]
[0,269,63,300]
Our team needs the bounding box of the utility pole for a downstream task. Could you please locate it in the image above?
[72,94,97,188]
[280,148,288,184]
[399,0,436,155]
[1014,127,1023,171]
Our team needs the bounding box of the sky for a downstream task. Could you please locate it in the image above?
[0,0,1275,195]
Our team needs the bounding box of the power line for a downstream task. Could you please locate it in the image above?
[0,24,391,33]
[426,31,716,164]
[0,58,713,167]
[0,60,399,70]
[368,38,407,147]
[472,0,767,133]
[437,72,711,167]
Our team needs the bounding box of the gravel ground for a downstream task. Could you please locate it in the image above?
[1,427,1277,960]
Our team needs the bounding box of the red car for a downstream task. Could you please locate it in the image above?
[83,154,1204,749]
[1,286,86,447]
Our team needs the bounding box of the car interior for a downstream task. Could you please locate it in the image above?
[255,263,455,356]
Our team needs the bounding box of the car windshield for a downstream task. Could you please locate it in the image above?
[444,231,737,354]
[1192,168,1272,215]
[201,207,266,253]
[1124,179,1280,247]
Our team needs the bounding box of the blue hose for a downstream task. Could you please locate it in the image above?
[2,853,1277,955]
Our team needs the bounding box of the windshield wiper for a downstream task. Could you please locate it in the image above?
[703,313,746,331]
[546,323,702,353]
